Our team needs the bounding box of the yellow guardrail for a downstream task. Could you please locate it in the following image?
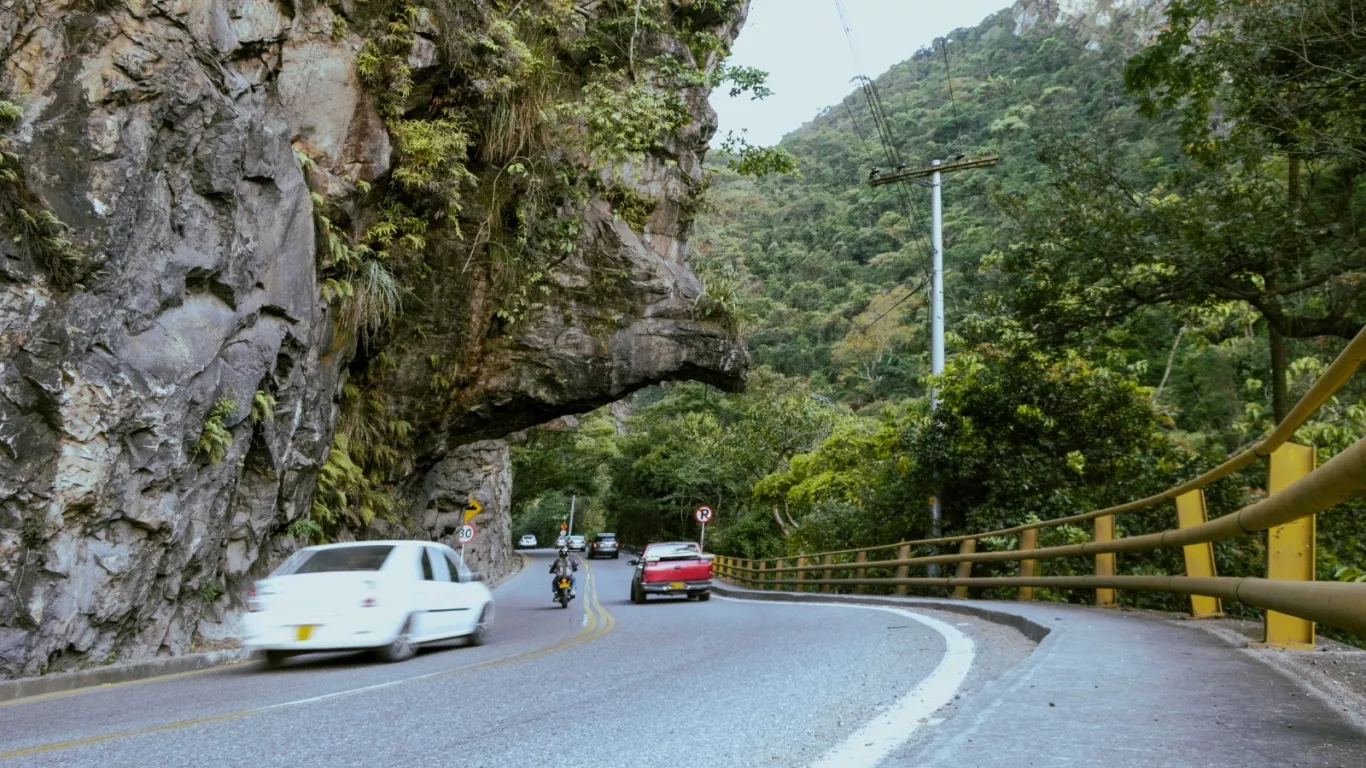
[712,327,1366,646]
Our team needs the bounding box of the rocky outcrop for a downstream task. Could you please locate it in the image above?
[1011,0,1167,48]
[0,0,749,678]
[402,440,515,583]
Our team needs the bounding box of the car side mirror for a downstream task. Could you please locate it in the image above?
[628,559,640,566]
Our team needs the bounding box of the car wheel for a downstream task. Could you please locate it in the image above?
[630,582,643,604]
[613,553,619,559]
[376,616,416,663]
[468,605,490,646]
[697,591,711,602]
[263,650,289,670]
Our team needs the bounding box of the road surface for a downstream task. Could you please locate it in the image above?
[0,551,955,767]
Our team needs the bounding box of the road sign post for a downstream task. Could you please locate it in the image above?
[456,522,477,565]
[695,506,714,551]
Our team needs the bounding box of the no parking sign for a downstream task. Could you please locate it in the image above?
[696,506,714,550]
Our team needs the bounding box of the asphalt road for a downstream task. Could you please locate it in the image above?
[0,550,950,768]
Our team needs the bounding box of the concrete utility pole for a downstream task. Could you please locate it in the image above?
[567,495,577,537]
[870,154,999,546]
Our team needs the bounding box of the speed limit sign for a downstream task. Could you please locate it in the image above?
[695,506,714,524]
[456,523,477,544]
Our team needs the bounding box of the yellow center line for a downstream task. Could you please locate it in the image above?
[0,560,615,761]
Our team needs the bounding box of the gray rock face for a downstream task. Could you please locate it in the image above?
[0,1,748,679]
[1011,0,1167,48]
[402,440,515,584]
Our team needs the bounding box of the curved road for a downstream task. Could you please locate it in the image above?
[0,551,955,767]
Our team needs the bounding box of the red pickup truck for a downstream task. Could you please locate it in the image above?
[629,542,713,603]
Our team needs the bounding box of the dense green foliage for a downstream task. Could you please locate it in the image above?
[512,1,1366,626]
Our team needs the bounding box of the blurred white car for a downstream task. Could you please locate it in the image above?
[518,534,538,548]
[244,541,493,668]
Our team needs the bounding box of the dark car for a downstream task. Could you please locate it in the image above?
[587,533,620,559]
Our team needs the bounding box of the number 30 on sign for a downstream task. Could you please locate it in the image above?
[456,524,477,545]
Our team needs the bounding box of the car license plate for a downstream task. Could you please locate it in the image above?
[669,581,686,590]
[296,625,315,641]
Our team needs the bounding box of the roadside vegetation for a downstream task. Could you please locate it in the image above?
[511,0,1366,635]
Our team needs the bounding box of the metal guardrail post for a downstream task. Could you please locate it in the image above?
[1017,529,1037,601]
[1262,443,1317,648]
[1094,515,1117,608]
[953,539,975,598]
[895,544,911,596]
[1175,489,1223,618]
[854,551,868,594]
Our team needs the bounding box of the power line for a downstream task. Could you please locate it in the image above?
[840,95,873,158]
[830,0,937,347]
[939,37,963,149]
[831,273,933,355]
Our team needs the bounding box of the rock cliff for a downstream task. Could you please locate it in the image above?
[1010,0,1167,48]
[0,0,748,678]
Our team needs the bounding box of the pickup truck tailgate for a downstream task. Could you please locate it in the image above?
[643,556,712,582]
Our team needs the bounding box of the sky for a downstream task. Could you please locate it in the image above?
[712,0,1014,146]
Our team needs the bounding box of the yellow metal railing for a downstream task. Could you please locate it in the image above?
[712,328,1366,645]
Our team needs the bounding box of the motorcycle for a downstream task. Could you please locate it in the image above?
[554,577,573,608]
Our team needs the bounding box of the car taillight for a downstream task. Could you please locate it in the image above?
[247,587,261,612]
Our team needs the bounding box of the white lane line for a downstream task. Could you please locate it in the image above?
[716,596,975,768]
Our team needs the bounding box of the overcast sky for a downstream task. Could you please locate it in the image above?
[712,0,1013,146]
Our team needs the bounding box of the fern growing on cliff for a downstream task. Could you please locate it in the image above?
[312,433,396,529]
[0,99,87,289]
[250,390,276,424]
[288,517,325,544]
[389,113,478,226]
[193,396,239,463]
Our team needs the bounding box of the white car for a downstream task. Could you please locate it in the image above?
[518,534,538,548]
[244,540,493,668]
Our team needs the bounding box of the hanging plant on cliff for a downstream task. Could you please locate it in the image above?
[193,396,239,463]
[0,100,86,288]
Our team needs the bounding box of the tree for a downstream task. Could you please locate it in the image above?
[1122,0,1366,418]
[995,132,1365,421]
[831,285,923,404]
[900,332,1190,536]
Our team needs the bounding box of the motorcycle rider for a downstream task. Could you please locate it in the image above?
[549,546,579,599]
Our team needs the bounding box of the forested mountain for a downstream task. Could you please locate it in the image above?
[512,0,1366,618]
